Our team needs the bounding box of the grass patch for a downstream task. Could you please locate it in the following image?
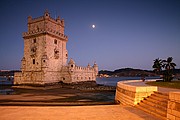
[146,81,180,89]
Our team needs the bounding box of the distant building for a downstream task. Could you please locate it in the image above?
[14,10,98,85]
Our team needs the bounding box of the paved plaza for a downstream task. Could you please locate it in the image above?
[0,105,161,120]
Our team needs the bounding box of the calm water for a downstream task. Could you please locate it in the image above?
[0,76,14,94]
[96,76,160,86]
[0,76,159,86]
[0,76,159,95]
[0,76,13,85]
[0,76,160,86]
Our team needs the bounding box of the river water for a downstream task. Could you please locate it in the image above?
[0,76,159,94]
[0,76,159,86]
[96,76,160,86]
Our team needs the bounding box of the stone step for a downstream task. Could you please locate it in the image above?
[136,104,167,120]
[152,91,169,99]
[150,94,168,102]
[138,101,167,117]
[142,99,167,111]
[145,96,168,107]
[154,91,169,97]
[136,91,169,120]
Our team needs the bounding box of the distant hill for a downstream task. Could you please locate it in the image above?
[99,68,180,77]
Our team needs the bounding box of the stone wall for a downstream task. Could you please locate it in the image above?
[14,72,22,84]
[167,92,180,120]
[115,80,157,106]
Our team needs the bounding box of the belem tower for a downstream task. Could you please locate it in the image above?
[14,10,98,85]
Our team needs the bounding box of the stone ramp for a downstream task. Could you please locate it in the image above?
[0,105,161,120]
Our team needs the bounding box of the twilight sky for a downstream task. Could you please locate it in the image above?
[0,0,180,71]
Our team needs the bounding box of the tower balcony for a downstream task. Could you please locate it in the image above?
[22,28,68,41]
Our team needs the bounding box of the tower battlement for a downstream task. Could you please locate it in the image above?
[27,10,65,35]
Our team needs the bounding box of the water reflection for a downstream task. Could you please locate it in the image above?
[0,76,13,85]
[0,76,14,95]
[96,76,160,86]
[0,88,14,95]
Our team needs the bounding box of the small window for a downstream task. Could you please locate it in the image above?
[54,39,57,44]
[31,47,36,53]
[71,65,73,67]
[33,38,36,43]
[33,59,35,64]
[43,60,46,62]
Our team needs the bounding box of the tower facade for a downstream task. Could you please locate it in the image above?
[14,11,98,84]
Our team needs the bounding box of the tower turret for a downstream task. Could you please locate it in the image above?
[44,10,50,18]
[68,58,75,73]
[93,62,98,76]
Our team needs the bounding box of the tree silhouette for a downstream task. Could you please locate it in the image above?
[152,57,176,82]
[152,58,163,75]
[162,57,176,82]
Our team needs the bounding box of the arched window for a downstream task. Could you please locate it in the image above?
[33,38,36,43]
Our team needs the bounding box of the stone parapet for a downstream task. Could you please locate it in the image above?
[23,28,68,40]
[167,92,180,120]
[115,80,157,106]
[73,65,94,72]
[28,15,64,27]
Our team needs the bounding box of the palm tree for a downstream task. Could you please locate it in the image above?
[162,57,176,82]
[163,57,176,70]
[152,58,163,75]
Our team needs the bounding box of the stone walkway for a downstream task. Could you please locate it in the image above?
[125,80,180,93]
[0,105,161,120]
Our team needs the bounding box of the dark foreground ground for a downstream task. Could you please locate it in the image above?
[0,82,116,106]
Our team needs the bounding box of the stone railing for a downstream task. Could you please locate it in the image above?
[167,92,180,120]
[115,80,157,106]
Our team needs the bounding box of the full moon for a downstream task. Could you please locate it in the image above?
[92,24,95,28]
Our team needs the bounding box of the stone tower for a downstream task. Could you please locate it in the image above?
[14,11,98,85]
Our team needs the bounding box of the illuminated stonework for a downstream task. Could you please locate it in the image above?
[14,10,98,84]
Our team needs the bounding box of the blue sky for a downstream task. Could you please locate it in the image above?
[0,0,180,70]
